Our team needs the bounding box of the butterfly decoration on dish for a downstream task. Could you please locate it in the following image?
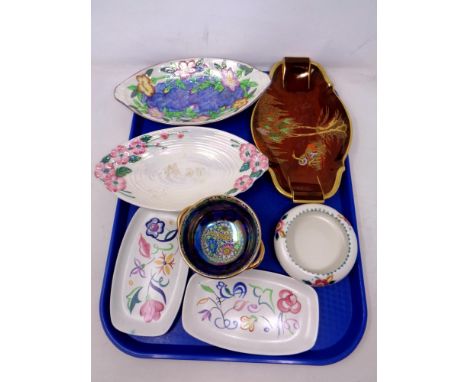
[115,58,271,125]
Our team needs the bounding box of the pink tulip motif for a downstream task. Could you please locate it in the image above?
[140,299,164,323]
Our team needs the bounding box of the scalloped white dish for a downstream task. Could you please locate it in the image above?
[110,208,189,336]
[114,58,271,125]
[182,269,319,355]
[94,126,269,211]
[274,204,358,287]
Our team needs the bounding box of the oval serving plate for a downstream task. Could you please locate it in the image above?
[114,58,271,125]
[94,126,269,211]
[110,208,189,336]
[274,204,358,287]
[182,269,319,355]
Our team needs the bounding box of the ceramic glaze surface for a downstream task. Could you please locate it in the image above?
[200,220,246,265]
[182,270,319,355]
[115,58,271,125]
[179,196,262,278]
[94,126,269,211]
[110,208,189,336]
[251,57,351,203]
[274,204,358,287]
[288,212,347,273]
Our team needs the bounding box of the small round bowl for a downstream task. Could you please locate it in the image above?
[177,195,264,279]
[274,204,358,287]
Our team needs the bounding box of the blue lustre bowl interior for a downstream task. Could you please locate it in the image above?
[178,195,264,279]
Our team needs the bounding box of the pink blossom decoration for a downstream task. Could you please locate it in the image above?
[233,175,254,192]
[221,68,240,91]
[128,138,147,155]
[239,143,258,162]
[104,175,126,192]
[174,60,196,79]
[94,162,115,180]
[177,132,184,139]
[160,132,169,140]
[140,300,164,323]
[249,154,269,172]
[277,289,301,314]
[110,145,130,165]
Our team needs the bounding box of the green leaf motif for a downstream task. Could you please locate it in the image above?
[127,85,137,91]
[175,79,186,89]
[116,166,132,177]
[214,83,224,92]
[250,170,263,178]
[249,284,275,313]
[226,188,238,195]
[140,135,152,143]
[101,155,111,163]
[129,155,141,163]
[201,284,215,294]
[126,286,143,314]
[145,68,154,76]
[239,162,250,172]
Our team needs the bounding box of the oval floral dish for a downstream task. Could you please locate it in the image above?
[94,126,269,211]
[110,208,189,336]
[114,58,271,125]
[182,269,319,355]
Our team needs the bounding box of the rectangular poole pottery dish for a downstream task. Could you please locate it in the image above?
[182,270,319,356]
[110,208,189,336]
[99,106,367,365]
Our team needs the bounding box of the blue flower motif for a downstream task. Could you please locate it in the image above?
[207,237,218,254]
[145,218,165,239]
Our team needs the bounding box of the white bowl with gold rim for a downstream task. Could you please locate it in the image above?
[274,204,358,287]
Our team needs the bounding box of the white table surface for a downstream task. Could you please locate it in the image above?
[91,63,376,381]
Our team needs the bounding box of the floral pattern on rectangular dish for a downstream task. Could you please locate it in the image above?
[182,270,319,355]
[110,208,189,336]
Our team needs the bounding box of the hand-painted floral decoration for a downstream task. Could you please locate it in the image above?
[127,59,259,123]
[227,140,269,195]
[275,214,288,240]
[196,282,301,336]
[125,216,180,324]
[94,131,186,198]
[304,275,335,287]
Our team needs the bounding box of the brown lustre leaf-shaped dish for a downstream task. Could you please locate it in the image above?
[251,57,351,203]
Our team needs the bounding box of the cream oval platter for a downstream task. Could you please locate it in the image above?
[182,269,319,355]
[94,126,269,211]
[114,58,271,125]
[110,208,189,336]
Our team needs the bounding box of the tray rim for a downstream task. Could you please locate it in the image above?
[98,114,368,365]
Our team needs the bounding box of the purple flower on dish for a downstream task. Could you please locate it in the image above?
[146,218,165,239]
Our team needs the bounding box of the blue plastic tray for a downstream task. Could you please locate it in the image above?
[99,106,367,365]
